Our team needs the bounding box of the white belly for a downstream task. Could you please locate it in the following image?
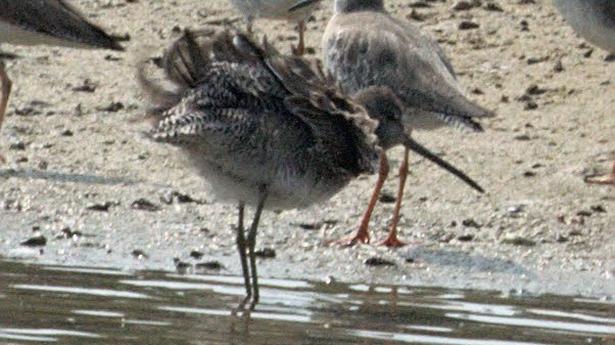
[553,0,615,53]
[186,151,348,210]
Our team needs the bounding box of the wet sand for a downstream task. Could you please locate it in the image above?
[0,0,613,298]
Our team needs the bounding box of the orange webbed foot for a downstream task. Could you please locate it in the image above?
[585,162,615,186]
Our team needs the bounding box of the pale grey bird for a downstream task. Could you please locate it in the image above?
[553,0,615,55]
[321,0,493,247]
[0,0,123,163]
[228,0,320,55]
[552,0,615,186]
[139,28,483,309]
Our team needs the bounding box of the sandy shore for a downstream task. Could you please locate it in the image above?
[0,0,613,298]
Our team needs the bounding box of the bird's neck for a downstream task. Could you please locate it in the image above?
[334,0,385,14]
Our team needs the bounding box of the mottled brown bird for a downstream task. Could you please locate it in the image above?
[139,28,379,309]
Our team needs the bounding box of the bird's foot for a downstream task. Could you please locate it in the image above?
[585,174,615,186]
[291,44,304,56]
[584,163,615,186]
[378,235,407,248]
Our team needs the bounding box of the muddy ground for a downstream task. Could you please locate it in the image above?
[0,0,613,298]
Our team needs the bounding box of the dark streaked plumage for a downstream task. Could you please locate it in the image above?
[0,0,123,163]
[139,28,380,309]
[322,0,492,246]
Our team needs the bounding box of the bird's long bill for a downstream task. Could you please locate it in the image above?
[403,137,485,193]
[288,0,322,13]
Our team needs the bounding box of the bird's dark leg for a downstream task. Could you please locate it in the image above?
[0,63,12,164]
[246,185,268,310]
[336,154,389,246]
[380,148,409,247]
[234,201,252,311]
[291,21,306,56]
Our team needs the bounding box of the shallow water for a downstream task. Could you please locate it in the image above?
[0,260,613,345]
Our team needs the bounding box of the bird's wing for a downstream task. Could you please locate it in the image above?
[0,0,122,50]
[142,28,379,175]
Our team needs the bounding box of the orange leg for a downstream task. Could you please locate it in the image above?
[336,154,390,246]
[584,162,615,186]
[0,63,12,164]
[291,21,306,56]
[380,148,409,247]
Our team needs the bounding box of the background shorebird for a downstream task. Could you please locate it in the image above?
[228,0,320,55]
[139,28,380,309]
[552,0,615,186]
[322,0,494,247]
[0,0,123,163]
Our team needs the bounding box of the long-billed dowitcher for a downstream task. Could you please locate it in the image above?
[228,0,320,55]
[0,0,123,163]
[321,0,494,247]
[139,28,484,309]
[552,0,615,186]
[139,28,380,309]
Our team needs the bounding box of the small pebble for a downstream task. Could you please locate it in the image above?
[85,201,116,212]
[20,235,47,247]
[364,257,396,267]
[254,248,276,259]
[132,249,148,259]
[457,234,474,242]
[190,250,204,259]
[501,235,536,247]
[174,260,192,273]
[196,261,223,271]
[379,192,396,203]
[131,198,160,212]
[458,21,480,30]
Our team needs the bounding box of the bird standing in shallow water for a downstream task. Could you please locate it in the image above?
[0,0,123,163]
[552,0,615,186]
[139,28,483,309]
[228,0,320,55]
[139,28,380,309]
[321,0,493,247]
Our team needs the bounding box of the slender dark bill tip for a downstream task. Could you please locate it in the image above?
[403,137,485,194]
